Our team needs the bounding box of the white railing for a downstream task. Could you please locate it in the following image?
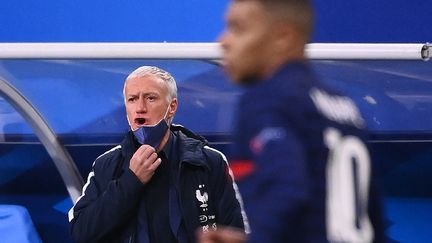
[0,42,430,60]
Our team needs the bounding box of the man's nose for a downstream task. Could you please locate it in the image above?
[218,32,228,50]
[136,98,147,113]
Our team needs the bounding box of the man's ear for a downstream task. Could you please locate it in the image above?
[272,23,301,56]
[168,98,178,119]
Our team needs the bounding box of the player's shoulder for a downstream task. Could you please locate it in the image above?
[309,86,365,129]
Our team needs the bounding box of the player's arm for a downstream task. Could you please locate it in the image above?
[234,126,308,243]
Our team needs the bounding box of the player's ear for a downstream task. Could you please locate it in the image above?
[273,23,302,56]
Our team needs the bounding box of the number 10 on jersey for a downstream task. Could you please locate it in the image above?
[324,127,374,243]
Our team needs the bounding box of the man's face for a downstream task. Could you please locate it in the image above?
[125,75,174,131]
[220,1,278,83]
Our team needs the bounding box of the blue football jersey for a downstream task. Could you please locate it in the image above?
[230,61,385,243]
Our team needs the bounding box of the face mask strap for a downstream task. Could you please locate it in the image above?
[163,104,170,120]
[163,101,174,125]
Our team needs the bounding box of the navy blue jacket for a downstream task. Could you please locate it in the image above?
[69,125,246,243]
[230,61,385,243]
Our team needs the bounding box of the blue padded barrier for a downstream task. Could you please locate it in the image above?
[0,205,42,243]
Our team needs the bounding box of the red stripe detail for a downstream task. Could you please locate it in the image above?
[230,160,256,181]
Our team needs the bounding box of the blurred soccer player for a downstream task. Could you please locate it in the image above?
[199,0,385,242]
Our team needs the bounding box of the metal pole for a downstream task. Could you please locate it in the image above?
[0,78,84,203]
[422,43,431,61]
[0,42,429,60]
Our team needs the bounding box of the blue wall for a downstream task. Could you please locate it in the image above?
[0,0,430,43]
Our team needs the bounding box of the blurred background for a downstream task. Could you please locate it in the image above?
[0,0,430,43]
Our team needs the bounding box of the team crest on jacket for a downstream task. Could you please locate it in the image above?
[195,184,217,232]
[196,184,209,209]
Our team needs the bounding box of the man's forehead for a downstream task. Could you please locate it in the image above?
[227,1,268,22]
[125,75,167,93]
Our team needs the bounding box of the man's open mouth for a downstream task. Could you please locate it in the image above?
[135,118,146,125]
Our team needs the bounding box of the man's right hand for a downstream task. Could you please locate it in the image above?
[129,145,162,184]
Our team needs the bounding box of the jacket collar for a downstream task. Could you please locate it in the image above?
[119,132,139,172]
[121,131,139,159]
[171,124,209,169]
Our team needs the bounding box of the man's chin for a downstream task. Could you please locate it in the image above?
[225,70,245,85]
[224,67,259,86]
[222,65,237,82]
[235,74,261,86]
[229,75,242,84]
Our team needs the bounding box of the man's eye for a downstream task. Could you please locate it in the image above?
[147,96,156,101]
[128,97,136,102]
[229,22,244,34]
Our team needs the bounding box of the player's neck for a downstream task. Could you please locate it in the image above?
[262,51,305,80]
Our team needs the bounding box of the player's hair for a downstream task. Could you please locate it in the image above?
[236,0,314,40]
[123,66,178,102]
